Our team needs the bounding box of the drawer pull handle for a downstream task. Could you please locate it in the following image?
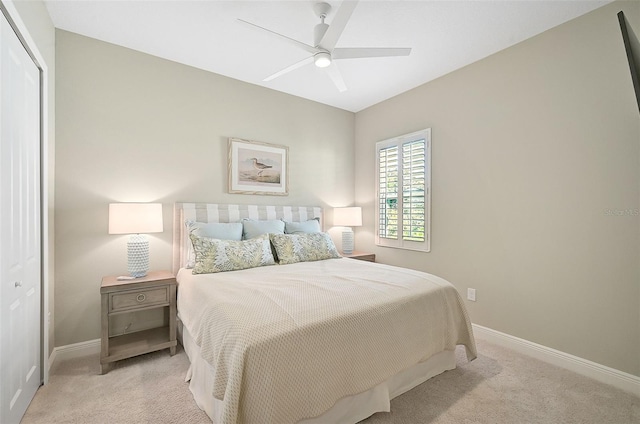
[136,294,146,302]
[14,281,22,288]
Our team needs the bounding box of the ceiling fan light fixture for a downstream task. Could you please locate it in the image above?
[314,51,331,68]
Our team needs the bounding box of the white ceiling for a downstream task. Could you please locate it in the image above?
[44,0,611,112]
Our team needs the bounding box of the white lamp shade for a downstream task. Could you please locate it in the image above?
[108,203,163,234]
[333,207,362,227]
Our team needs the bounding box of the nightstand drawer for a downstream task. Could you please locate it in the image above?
[110,287,169,312]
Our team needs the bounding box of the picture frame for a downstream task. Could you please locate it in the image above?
[228,137,289,196]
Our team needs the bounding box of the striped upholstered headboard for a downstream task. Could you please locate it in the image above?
[172,203,323,273]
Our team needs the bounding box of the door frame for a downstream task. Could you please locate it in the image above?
[0,0,51,384]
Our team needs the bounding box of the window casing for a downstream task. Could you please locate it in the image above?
[375,129,431,252]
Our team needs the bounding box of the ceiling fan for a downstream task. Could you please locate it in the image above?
[238,1,412,92]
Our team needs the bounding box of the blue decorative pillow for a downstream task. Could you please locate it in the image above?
[242,219,285,240]
[187,221,243,239]
[283,218,321,234]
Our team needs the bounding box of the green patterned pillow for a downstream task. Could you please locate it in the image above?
[270,233,341,265]
[190,233,275,274]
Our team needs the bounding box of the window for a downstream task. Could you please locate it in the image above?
[376,129,431,252]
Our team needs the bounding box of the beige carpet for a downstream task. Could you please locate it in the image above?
[21,338,639,424]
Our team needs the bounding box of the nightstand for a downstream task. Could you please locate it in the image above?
[100,270,177,374]
[342,251,376,262]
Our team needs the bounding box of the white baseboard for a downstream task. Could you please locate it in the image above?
[472,324,640,397]
[47,326,640,397]
[49,338,101,370]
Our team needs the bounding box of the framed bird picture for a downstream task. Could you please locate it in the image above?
[228,137,289,196]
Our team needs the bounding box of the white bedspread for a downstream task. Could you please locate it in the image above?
[177,258,476,424]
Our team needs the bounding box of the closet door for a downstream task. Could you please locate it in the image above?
[0,11,42,424]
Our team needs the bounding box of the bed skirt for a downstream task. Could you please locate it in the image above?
[178,319,457,424]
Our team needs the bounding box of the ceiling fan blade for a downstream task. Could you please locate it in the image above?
[325,62,347,92]
[318,0,359,51]
[333,47,412,60]
[264,56,314,82]
[238,19,318,55]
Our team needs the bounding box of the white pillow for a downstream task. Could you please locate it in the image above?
[185,221,243,268]
[242,219,285,240]
[283,218,321,234]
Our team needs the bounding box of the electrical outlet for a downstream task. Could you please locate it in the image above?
[467,288,476,302]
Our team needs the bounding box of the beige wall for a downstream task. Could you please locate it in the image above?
[55,30,355,347]
[55,1,640,377]
[8,0,56,358]
[355,1,640,376]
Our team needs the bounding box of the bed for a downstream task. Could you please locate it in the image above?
[173,203,476,424]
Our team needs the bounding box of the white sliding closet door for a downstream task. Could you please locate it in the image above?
[0,10,42,424]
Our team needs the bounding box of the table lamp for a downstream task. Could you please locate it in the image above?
[333,206,362,254]
[108,203,163,278]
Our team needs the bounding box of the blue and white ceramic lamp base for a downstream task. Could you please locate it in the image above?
[127,234,150,278]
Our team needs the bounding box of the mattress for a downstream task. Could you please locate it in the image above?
[177,258,476,424]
